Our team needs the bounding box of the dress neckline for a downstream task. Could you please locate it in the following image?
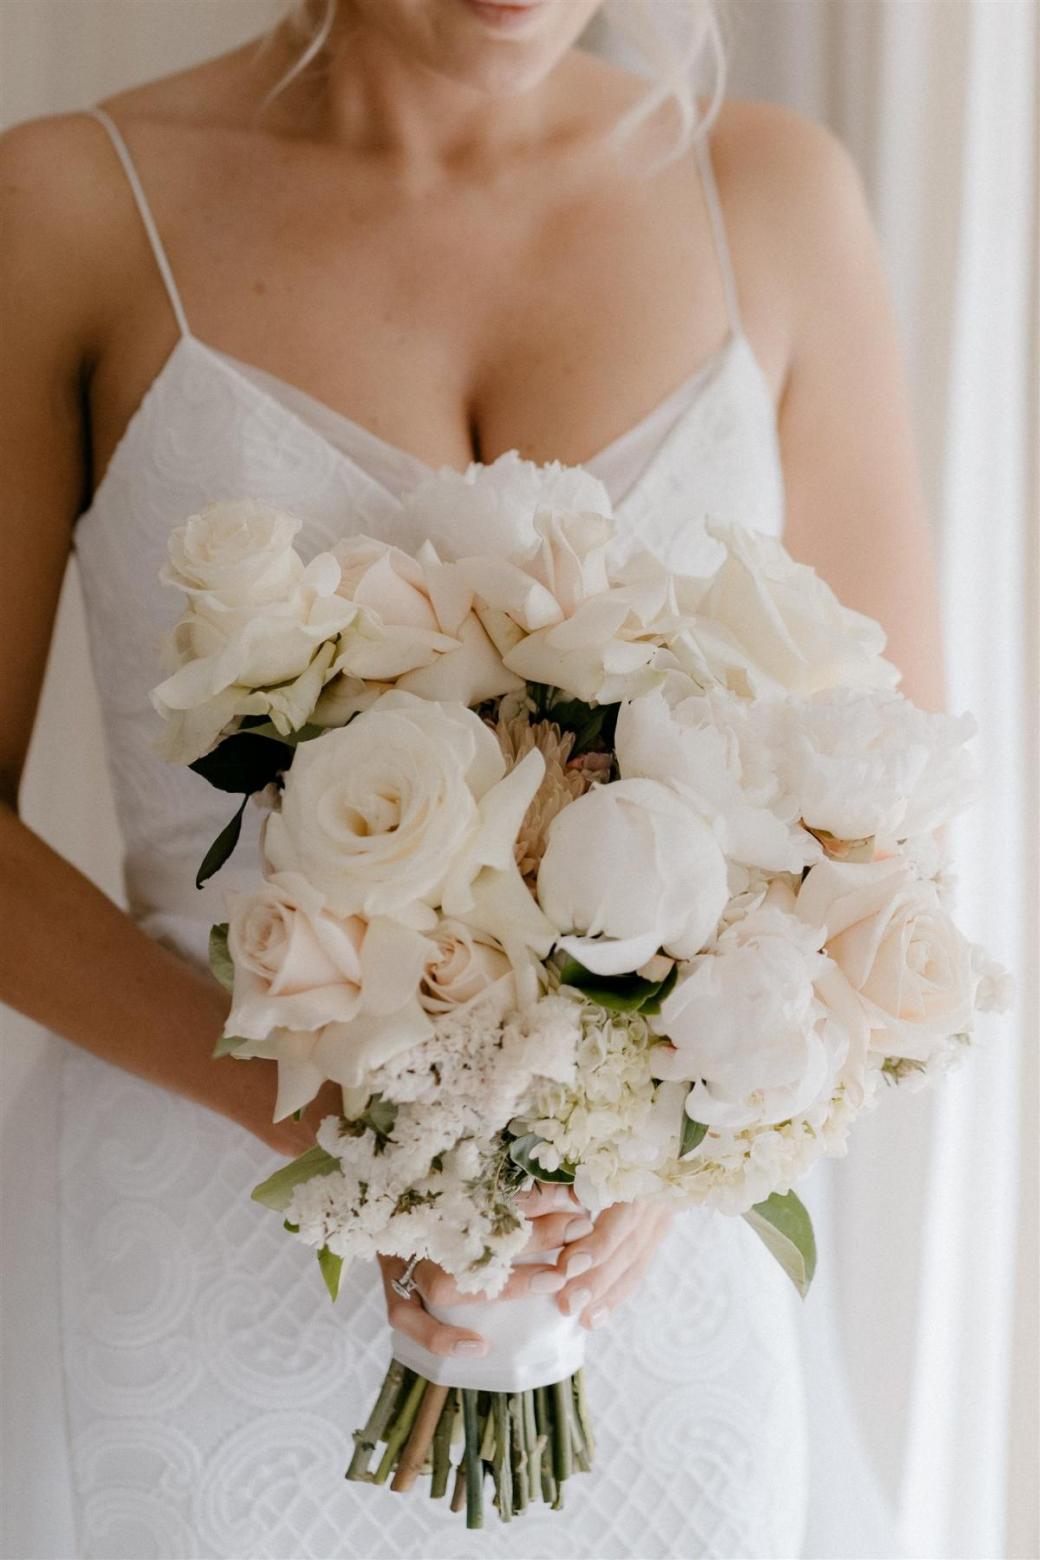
[81,327,773,527]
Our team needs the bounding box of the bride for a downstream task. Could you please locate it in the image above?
[0,2,944,1556]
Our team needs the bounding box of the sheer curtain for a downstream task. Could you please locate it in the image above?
[1,3,1036,1558]
[727,5,1039,1558]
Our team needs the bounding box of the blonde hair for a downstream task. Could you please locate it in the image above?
[258,0,727,164]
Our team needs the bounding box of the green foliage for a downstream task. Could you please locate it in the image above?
[525,684,618,757]
[317,1245,345,1302]
[556,955,676,1014]
[212,1032,250,1059]
[195,797,249,888]
[744,1190,817,1298]
[508,1132,576,1185]
[251,1143,341,1211]
[189,728,294,795]
[208,923,235,992]
[679,1110,709,1158]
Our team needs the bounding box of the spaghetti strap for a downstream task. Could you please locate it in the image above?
[693,127,744,340]
[85,107,191,340]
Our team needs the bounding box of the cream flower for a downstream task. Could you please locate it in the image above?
[615,680,810,873]
[495,712,608,880]
[400,450,613,561]
[795,857,982,1061]
[151,550,352,762]
[772,687,978,847]
[263,691,554,974]
[667,520,901,698]
[536,777,729,974]
[329,535,521,706]
[161,499,304,607]
[419,920,514,1015]
[651,894,841,1130]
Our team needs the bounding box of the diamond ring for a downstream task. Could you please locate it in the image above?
[391,1255,421,1300]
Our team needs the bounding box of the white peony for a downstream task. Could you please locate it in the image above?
[263,690,554,967]
[650,891,843,1130]
[161,499,304,607]
[400,451,613,562]
[773,687,978,847]
[536,778,729,974]
[615,680,810,873]
[667,520,901,698]
[795,857,982,1060]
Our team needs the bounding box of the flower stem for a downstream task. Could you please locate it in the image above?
[551,1379,573,1486]
[391,1381,449,1492]
[346,1358,406,1481]
[461,1388,484,1530]
[373,1374,427,1485]
[534,1385,557,1507]
[492,1392,512,1521]
[429,1389,456,1500]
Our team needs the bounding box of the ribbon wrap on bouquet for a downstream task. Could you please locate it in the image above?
[390,1251,587,1392]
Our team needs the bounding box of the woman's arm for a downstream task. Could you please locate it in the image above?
[0,117,320,1157]
[765,106,947,711]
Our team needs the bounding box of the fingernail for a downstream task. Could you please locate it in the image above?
[453,1340,488,1357]
[564,1250,593,1278]
[564,1217,594,1241]
[587,1306,609,1330]
[564,1286,591,1317]
[529,1270,566,1294]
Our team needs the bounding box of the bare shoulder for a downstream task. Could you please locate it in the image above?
[710,98,867,245]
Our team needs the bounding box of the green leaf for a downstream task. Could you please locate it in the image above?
[212,1032,250,1059]
[189,729,294,795]
[508,1132,576,1185]
[639,962,679,1015]
[317,1245,345,1302]
[283,1219,300,1233]
[208,923,234,991]
[556,955,672,1013]
[195,797,248,888]
[251,1144,341,1212]
[679,1110,708,1158]
[744,1191,817,1298]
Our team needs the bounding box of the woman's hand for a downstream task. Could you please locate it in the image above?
[551,1200,674,1330]
[378,1183,595,1360]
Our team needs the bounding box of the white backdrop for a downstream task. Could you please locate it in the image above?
[1,3,1036,1558]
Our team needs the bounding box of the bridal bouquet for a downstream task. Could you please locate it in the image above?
[152,455,1010,1528]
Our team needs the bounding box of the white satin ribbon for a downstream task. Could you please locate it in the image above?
[390,1252,587,1392]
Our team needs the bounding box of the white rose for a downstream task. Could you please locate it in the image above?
[401,451,613,561]
[669,520,901,698]
[536,778,729,974]
[329,536,522,705]
[773,687,978,847]
[419,919,514,1014]
[231,913,438,1116]
[795,857,980,1060]
[651,896,842,1129]
[263,691,553,966]
[499,550,682,705]
[615,681,809,873]
[225,871,367,1039]
[152,552,353,761]
[162,500,304,606]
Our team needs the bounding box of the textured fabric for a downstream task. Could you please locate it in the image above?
[46,106,807,1560]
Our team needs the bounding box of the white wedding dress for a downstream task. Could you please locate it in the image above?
[3,105,904,1560]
